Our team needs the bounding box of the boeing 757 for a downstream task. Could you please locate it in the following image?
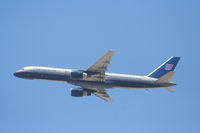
[14,50,180,102]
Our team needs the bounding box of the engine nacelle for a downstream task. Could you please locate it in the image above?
[71,88,92,97]
[70,71,87,80]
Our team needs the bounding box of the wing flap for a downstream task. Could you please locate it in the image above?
[93,91,112,102]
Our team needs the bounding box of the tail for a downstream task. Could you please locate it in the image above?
[155,71,176,83]
[155,71,176,92]
[147,56,180,92]
[147,56,180,78]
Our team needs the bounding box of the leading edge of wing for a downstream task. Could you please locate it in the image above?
[86,50,115,74]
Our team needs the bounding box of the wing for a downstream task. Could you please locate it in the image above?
[93,90,112,102]
[86,50,115,81]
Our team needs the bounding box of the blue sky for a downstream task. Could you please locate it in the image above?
[1,0,200,133]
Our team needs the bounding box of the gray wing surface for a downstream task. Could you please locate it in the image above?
[86,50,115,81]
[93,90,112,102]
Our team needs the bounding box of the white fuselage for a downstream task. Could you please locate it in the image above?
[14,66,175,91]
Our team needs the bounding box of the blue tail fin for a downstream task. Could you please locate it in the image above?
[147,56,180,78]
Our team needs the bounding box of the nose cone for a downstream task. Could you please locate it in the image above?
[13,70,26,78]
[13,71,20,77]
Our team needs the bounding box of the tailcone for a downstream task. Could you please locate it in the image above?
[157,82,176,87]
[169,82,176,86]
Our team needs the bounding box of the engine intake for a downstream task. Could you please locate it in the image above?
[71,88,92,97]
[71,71,87,79]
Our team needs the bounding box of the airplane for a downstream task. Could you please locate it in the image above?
[14,50,180,102]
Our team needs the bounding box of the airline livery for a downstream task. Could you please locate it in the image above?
[14,50,180,102]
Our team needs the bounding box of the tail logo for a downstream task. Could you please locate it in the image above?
[165,64,173,70]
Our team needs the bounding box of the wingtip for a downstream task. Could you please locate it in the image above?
[108,49,115,53]
[107,98,113,102]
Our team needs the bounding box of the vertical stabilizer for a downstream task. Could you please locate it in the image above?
[148,57,180,78]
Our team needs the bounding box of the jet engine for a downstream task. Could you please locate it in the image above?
[70,71,87,79]
[71,88,92,97]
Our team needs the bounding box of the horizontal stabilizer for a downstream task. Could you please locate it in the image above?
[156,71,176,83]
[165,87,175,92]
